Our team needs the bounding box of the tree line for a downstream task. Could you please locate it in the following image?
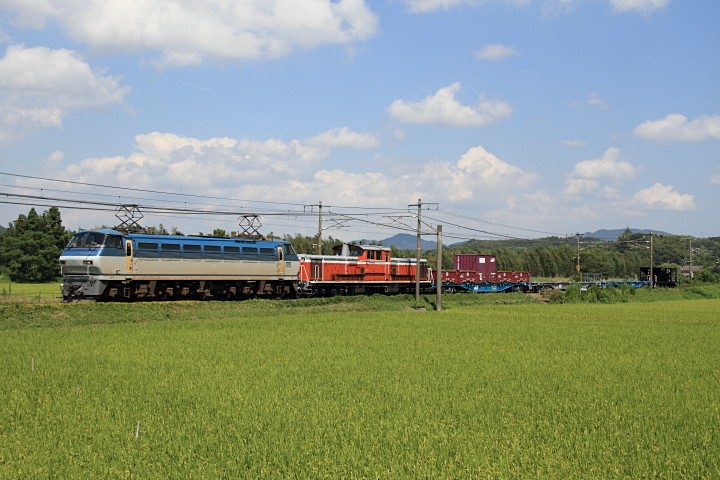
[1,207,718,283]
[0,207,71,282]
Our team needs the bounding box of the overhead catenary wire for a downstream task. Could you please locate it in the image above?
[1,171,415,214]
[435,209,567,237]
[1,170,581,244]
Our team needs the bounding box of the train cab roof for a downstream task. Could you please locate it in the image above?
[331,243,391,253]
[332,243,391,260]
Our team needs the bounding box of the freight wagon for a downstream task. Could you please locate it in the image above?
[433,254,531,293]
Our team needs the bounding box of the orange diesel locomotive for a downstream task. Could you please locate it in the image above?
[297,243,432,296]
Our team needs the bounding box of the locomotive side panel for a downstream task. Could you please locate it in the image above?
[60,230,300,301]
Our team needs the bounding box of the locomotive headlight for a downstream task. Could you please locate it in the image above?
[83,260,94,265]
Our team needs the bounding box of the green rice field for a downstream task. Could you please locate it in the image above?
[1,295,719,478]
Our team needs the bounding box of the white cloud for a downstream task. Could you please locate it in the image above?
[311,169,400,205]
[43,150,65,167]
[307,145,536,206]
[401,0,530,13]
[610,0,671,13]
[562,139,587,148]
[401,0,468,12]
[570,92,609,109]
[474,44,518,61]
[58,128,378,195]
[603,185,621,200]
[542,0,578,16]
[633,183,695,211]
[0,44,129,144]
[307,127,379,149]
[564,147,636,198]
[0,0,58,29]
[1,0,378,67]
[586,92,609,109]
[571,147,636,180]
[711,173,720,185]
[52,136,535,227]
[387,83,512,126]
[436,146,538,201]
[564,178,600,196]
[633,114,720,142]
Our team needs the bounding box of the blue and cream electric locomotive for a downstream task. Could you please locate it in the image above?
[59,229,300,301]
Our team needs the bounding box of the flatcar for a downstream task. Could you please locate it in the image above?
[59,229,300,301]
[297,243,432,296]
[432,253,531,293]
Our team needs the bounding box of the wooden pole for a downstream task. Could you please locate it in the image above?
[436,225,442,312]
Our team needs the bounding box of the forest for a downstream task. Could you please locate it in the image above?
[284,230,720,282]
[1,207,719,283]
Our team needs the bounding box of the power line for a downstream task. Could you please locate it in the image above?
[435,209,566,237]
[0,170,578,243]
[0,171,310,208]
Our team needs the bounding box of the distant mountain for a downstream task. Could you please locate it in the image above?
[366,228,675,250]
[357,233,438,251]
[583,228,673,241]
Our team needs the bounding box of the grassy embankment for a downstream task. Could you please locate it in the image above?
[1,294,719,478]
[0,276,60,303]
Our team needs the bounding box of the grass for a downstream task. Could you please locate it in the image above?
[1,296,719,478]
[0,277,60,303]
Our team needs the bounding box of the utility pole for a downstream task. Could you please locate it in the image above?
[575,232,583,278]
[408,198,438,302]
[649,231,654,288]
[436,225,442,312]
[689,238,693,280]
[317,200,323,255]
[413,198,422,301]
[306,201,324,254]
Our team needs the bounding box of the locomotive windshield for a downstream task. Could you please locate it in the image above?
[66,232,124,249]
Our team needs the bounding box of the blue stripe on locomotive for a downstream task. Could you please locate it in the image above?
[62,229,298,262]
[127,233,297,262]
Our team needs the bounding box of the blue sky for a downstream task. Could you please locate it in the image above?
[0,0,718,242]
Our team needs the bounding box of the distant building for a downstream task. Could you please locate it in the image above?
[680,265,703,278]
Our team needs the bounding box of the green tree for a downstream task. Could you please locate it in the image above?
[0,207,70,282]
[282,233,344,254]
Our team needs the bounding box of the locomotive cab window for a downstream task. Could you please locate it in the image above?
[66,232,107,248]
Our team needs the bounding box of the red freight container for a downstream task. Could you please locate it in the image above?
[453,254,497,278]
[435,270,483,284]
[494,271,531,283]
